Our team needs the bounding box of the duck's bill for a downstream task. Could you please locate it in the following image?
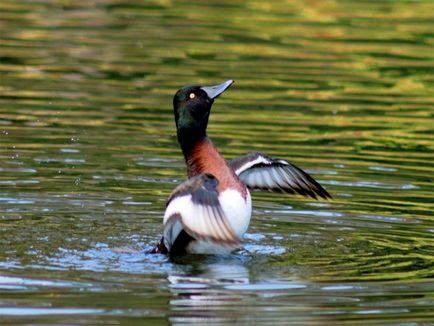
[201,80,234,99]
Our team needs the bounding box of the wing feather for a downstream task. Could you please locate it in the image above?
[163,173,240,253]
[229,153,331,200]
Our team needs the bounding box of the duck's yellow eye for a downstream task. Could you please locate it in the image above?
[189,93,195,99]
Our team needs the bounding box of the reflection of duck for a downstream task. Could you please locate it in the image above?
[168,260,250,286]
[166,258,250,323]
[151,80,331,256]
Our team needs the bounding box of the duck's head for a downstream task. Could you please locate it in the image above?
[173,80,233,145]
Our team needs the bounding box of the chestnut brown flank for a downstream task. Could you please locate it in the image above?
[185,138,247,197]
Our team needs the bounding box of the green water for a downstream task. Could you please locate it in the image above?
[1,0,433,324]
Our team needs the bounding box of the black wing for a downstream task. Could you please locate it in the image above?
[229,153,331,200]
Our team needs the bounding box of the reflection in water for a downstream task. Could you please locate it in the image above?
[169,261,250,286]
[166,257,323,324]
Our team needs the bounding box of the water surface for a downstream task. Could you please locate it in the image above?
[0,0,433,324]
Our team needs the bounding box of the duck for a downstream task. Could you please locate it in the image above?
[151,80,331,256]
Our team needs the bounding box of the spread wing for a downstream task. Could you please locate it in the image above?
[229,152,331,200]
[163,173,240,253]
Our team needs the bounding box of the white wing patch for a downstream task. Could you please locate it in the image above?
[234,156,272,175]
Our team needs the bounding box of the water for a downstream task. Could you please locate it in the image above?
[1,0,433,324]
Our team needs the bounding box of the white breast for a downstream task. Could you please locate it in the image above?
[218,188,252,237]
[187,188,252,254]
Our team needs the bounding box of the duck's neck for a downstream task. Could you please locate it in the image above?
[179,136,247,195]
[180,136,219,177]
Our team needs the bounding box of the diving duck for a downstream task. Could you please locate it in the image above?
[151,80,331,256]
